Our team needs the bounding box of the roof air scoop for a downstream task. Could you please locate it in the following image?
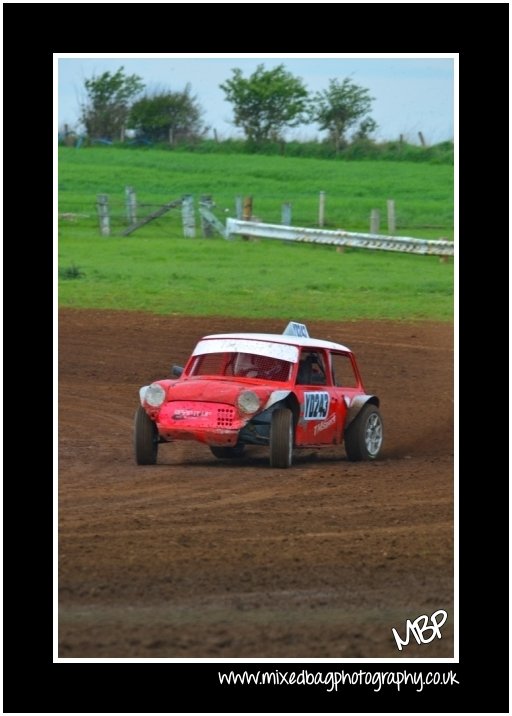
[283,321,309,338]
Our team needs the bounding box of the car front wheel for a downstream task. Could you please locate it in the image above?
[134,405,158,464]
[344,403,383,461]
[270,408,293,468]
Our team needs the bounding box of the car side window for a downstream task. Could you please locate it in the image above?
[330,353,359,388]
[296,351,327,385]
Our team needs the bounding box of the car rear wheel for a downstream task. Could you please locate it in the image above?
[210,445,245,459]
[344,403,383,461]
[134,405,158,464]
[270,408,293,468]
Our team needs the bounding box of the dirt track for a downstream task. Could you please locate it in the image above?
[58,309,454,658]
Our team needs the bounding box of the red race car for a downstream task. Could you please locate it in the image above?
[134,322,383,468]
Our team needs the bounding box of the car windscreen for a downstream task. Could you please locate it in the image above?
[190,352,292,381]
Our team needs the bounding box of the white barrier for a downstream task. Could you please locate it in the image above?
[225,218,454,257]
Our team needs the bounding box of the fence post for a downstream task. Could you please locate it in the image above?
[181,194,196,237]
[97,194,110,236]
[235,195,243,220]
[387,199,396,233]
[200,194,214,237]
[418,131,426,147]
[318,191,326,227]
[242,196,253,240]
[243,196,253,221]
[125,186,137,225]
[281,202,292,226]
[370,209,380,234]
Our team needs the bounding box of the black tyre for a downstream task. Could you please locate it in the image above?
[344,403,383,461]
[270,408,293,468]
[134,405,158,465]
[210,445,245,459]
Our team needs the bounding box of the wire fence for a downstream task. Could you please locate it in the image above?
[58,189,454,245]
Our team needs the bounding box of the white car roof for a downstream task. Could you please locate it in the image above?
[202,332,351,353]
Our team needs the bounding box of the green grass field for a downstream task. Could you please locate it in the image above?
[58,147,454,321]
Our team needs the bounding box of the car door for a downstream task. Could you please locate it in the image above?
[294,349,345,446]
[330,351,364,441]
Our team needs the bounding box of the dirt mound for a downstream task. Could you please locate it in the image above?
[59,309,454,658]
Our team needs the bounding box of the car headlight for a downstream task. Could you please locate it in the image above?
[237,390,261,414]
[145,383,166,407]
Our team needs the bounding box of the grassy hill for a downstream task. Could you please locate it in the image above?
[58,147,454,321]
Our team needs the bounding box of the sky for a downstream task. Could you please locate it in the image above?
[57,55,455,145]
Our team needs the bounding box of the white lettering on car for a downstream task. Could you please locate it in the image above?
[313,413,337,435]
[172,409,211,420]
[303,392,330,420]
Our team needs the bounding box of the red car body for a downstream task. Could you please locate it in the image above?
[134,322,383,468]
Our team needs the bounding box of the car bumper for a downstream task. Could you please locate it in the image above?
[156,400,245,446]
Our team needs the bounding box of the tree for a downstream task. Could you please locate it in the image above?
[353,117,378,141]
[129,85,205,144]
[220,64,309,143]
[80,66,144,141]
[312,78,376,153]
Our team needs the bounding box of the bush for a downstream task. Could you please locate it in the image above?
[59,264,85,280]
[72,136,454,164]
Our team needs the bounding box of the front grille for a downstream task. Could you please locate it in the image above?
[217,407,236,427]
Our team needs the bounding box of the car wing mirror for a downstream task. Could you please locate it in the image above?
[171,365,183,377]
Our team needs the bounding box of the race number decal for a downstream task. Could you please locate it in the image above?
[303,391,330,420]
[283,321,309,338]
